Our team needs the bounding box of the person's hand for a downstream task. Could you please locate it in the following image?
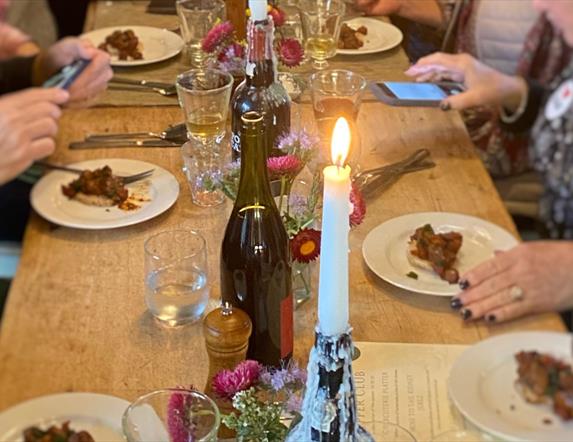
[35,37,112,107]
[405,52,527,111]
[0,23,32,60]
[0,88,69,185]
[451,242,573,323]
[354,0,401,16]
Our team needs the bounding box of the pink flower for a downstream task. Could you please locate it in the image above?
[349,183,366,227]
[267,154,302,178]
[217,42,244,62]
[202,21,234,53]
[277,38,304,68]
[212,360,262,400]
[167,388,196,442]
[269,7,286,27]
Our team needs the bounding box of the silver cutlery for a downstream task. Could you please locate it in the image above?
[69,139,182,149]
[86,123,187,143]
[109,84,178,96]
[110,77,178,96]
[35,161,155,184]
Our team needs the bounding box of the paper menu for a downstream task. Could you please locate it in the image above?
[353,342,469,441]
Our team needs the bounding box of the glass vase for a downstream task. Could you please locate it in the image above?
[292,259,314,308]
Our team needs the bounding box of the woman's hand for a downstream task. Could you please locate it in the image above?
[451,242,573,323]
[0,23,32,60]
[405,52,527,111]
[34,37,112,107]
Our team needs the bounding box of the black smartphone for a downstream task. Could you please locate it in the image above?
[42,58,90,90]
[370,81,465,107]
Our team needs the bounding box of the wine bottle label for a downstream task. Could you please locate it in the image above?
[231,131,241,156]
[280,293,293,359]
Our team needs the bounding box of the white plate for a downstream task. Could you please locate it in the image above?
[31,158,179,230]
[449,332,573,442]
[361,212,519,296]
[337,18,403,55]
[0,392,130,441]
[81,26,184,67]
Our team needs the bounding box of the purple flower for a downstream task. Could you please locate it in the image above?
[212,360,262,400]
[167,389,196,442]
[285,394,303,413]
[260,361,307,391]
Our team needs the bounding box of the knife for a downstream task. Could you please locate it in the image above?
[110,77,175,90]
[69,139,182,149]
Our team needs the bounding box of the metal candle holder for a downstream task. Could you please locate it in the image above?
[286,327,374,441]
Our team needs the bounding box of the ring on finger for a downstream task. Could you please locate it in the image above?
[509,285,524,301]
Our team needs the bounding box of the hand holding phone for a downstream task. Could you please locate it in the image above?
[370,81,465,107]
[42,58,90,90]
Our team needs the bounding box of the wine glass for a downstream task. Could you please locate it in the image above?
[299,0,345,70]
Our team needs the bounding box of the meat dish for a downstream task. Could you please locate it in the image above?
[515,350,573,420]
[61,165,128,207]
[408,224,463,283]
[338,23,368,50]
[23,421,94,442]
[98,29,143,60]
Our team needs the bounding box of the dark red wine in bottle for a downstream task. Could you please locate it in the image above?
[230,0,291,161]
[220,111,293,366]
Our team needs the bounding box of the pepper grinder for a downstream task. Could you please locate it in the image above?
[203,302,252,438]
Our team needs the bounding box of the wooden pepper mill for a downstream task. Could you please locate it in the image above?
[203,302,252,438]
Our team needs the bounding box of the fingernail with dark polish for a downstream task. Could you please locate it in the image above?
[461,308,472,320]
[459,279,470,290]
[450,297,462,310]
[440,102,451,111]
[486,314,496,323]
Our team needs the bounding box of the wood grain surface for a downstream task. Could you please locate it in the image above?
[0,1,564,412]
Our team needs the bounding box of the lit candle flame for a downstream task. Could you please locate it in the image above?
[331,117,351,167]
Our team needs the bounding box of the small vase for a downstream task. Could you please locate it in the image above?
[291,259,314,308]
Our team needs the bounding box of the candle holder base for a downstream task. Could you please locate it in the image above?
[286,327,375,442]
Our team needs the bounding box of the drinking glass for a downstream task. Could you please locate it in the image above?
[181,138,227,207]
[176,69,233,146]
[123,389,220,442]
[176,0,226,67]
[144,230,209,327]
[299,0,345,70]
[310,69,367,168]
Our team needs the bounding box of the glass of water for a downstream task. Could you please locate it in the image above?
[144,230,209,327]
[176,0,226,67]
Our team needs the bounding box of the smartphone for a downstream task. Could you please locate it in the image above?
[370,81,465,107]
[42,59,90,90]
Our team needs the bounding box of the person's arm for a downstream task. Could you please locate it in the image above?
[499,79,545,133]
[354,0,444,28]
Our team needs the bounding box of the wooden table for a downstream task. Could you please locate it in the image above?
[0,2,564,411]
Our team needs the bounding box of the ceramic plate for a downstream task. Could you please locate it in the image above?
[0,392,129,441]
[449,332,573,442]
[81,26,184,67]
[337,18,403,55]
[31,158,179,230]
[361,212,518,296]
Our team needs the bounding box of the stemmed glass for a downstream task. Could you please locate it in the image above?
[299,0,345,70]
[176,0,226,67]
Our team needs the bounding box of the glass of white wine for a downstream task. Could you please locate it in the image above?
[299,0,345,70]
[176,69,233,145]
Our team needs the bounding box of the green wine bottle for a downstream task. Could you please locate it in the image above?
[220,111,293,366]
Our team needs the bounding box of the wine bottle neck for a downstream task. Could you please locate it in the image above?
[236,115,274,205]
[245,18,277,87]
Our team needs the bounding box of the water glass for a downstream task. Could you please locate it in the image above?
[181,138,227,207]
[176,0,226,67]
[310,69,366,167]
[176,69,233,145]
[123,389,220,442]
[144,230,209,327]
[299,0,345,70]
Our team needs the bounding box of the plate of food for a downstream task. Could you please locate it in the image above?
[81,26,184,66]
[31,158,179,230]
[361,212,518,296]
[337,17,403,55]
[449,332,573,441]
[0,392,129,441]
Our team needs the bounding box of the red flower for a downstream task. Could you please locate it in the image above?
[212,360,262,400]
[202,21,234,53]
[277,38,304,68]
[291,228,321,263]
[167,387,197,442]
[269,6,286,27]
[267,154,302,178]
[349,183,366,227]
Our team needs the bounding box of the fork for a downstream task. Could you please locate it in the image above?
[86,122,187,143]
[35,161,155,184]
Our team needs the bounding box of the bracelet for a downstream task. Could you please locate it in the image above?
[500,78,529,124]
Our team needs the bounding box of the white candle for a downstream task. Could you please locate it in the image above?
[318,117,351,336]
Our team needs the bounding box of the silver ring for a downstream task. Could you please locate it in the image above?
[509,285,524,301]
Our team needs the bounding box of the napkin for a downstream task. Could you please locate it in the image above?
[147,0,176,15]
